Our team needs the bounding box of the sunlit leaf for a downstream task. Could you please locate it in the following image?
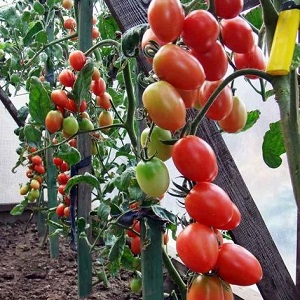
[262,121,285,168]
[242,110,261,132]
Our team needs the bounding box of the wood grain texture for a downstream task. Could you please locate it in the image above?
[104,0,298,299]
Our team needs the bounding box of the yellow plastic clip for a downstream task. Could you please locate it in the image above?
[266,1,300,76]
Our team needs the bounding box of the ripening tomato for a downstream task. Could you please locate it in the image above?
[142,81,186,131]
[140,125,173,161]
[45,110,63,133]
[176,88,199,108]
[215,243,263,286]
[130,236,141,255]
[215,0,243,19]
[233,45,267,79]
[92,67,101,81]
[98,110,113,132]
[191,41,228,81]
[63,17,76,30]
[141,27,165,63]
[135,157,170,198]
[187,274,234,300]
[92,27,100,39]
[199,80,233,121]
[147,0,185,43]
[63,115,79,136]
[20,184,29,195]
[61,0,73,9]
[176,222,219,273]
[217,202,241,230]
[68,50,86,71]
[96,92,112,110]
[220,17,255,54]
[91,78,106,96]
[30,179,41,190]
[56,203,65,217]
[153,44,205,90]
[51,90,69,108]
[185,182,233,228]
[64,206,70,218]
[182,9,220,54]
[59,69,76,87]
[218,96,247,133]
[172,135,218,182]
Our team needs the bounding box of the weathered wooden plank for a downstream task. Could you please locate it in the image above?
[104,1,298,299]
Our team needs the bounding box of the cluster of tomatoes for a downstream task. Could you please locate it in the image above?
[52,156,71,218]
[19,147,45,203]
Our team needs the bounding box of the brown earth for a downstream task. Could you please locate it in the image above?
[0,221,142,300]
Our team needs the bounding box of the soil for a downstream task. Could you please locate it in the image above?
[0,221,142,300]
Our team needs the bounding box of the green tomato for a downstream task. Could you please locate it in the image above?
[130,277,142,294]
[27,189,40,202]
[140,126,173,161]
[136,157,169,198]
[79,118,94,131]
[63,115,79,136]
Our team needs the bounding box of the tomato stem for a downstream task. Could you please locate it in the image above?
[189,68,273,135]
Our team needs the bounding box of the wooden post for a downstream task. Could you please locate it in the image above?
[104,0,298,299]
[76,0,93,297]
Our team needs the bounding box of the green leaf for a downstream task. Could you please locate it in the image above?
[97,202,111,221]
[23,21,43,46]
[33,1,46,15]
[10,200,28,216]
[71,60,94,103]
[17,106,29,122]
[35,30,48,44]
[121,23,148,57]
[243,6,263,30]
[262,121,286,168]
[108,233,125,263]
[241,110,261,132]
[291,44,300,71]
[23,124,42,144]
[64,172,100,196]
[0,6,21,27]
[55,143,81,165]
[28,76,52,125]
[264,89,275,100]
[151,205,177,225]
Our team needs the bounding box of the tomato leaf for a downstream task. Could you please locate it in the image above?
[71,60,94,103]
[262,121,285,168]
[97,202,111,220]
[243,6,263,30]
[23,124,42,144]
[151,205,177,225]
[108,233,125,263]
[17,106,29,122]
[121,23,148,57]
[0,6,21,27]
[64,172,100,196]
[23,21,43,46]
[55,144,81,165]
[28,76,52,125]
[242,109,261,132]
[10,200,28,216]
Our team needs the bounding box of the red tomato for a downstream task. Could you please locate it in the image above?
[218,96,247,133]
[126,220,141,238]
[215,243,263,286]
[130,236,141,255]
[191,41,228,81]
[60,161,69,172]
[64,206,70,218]
[187,274,234,300]
[64,196,71,206]
[153,44,205,90]
[57,172,70,185]
[56,203,65,217]
[199,80,233,121]
[58,69,76,87]
[80,100,87,112]
[185,182,233,228]
[91,78,106,96]
[176,88,199,108]
[68,50,86,71]
[234,45,267,79]
[92,67,101,81]
[34,164,45,174]
[45,110,63,133]
[58,184,66,195]
[53,156,63,166]
[31,155,43,165]
[215,0,243,19]
[68,138,77,148]
[66,98,78,113]
[147,0,185,43]
[96,92,112,110]
[172,135,218,182]
[51,90,69,108]
[63,17,76,30]
[142,81,186,131]
[220,17,255,54]
[92,27,100,39]
[176,222,219,273]
[217,202,241,230]
[182,9,220,53]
